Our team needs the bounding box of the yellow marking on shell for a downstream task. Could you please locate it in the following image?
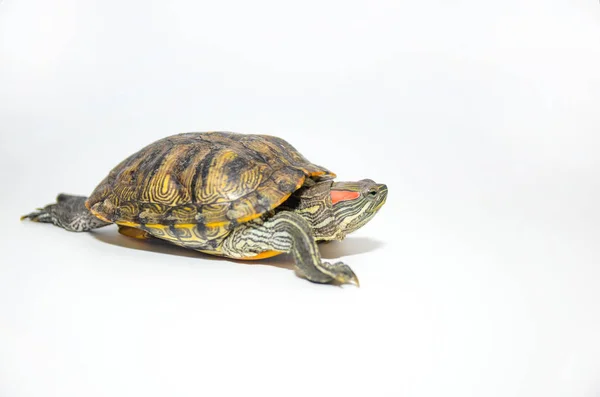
[117,222,227,244]
[89,206,112,223]
[239,250,284,260]
[205,220,234,228]
[178,144,211,195]
[117,221,216,229]
[162,174,171,192]
[109,153,149,204]
[116,220,141,228]
[309,170,335,178]
[204,175,306,227]
[86,133,334,228]
[117,221,225,231]
[137,202,171,224]
[167,205,197,223]
[129,222,229,255]
[139,144,191,205]
[174,223,197,229]
[196,150,240,203]
[118,226,152,240]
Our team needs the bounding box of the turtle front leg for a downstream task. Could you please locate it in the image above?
[222,212,359,286]
[21,194,111,232]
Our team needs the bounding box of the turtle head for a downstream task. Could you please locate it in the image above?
[330,179,388,237]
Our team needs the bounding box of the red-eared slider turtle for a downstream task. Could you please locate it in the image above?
[22,132,388,285]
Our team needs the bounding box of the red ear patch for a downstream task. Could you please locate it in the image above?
[330,190,360,205]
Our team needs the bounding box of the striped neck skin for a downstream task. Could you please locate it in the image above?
[329,179,388,239]
[287,179,388,241]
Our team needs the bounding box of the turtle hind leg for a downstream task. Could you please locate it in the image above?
[21,194,111,232]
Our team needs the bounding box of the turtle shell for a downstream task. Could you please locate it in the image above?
[86,132,335,229]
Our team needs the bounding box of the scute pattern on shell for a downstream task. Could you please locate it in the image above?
[86,132,335,228]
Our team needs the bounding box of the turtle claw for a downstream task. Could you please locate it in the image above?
[347,274,360,288]
[21,207,53,223]
[319,261,360,287]
[21,195,109,232]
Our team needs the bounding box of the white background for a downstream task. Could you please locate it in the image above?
[1,0,599,396]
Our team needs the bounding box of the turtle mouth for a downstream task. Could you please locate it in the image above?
[370,187,388,213]
[372,199,386,213]
[369,189,387,214]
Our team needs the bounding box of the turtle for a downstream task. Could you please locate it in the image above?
[21,132,388,286]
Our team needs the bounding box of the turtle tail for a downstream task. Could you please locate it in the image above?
[21,194,111,232]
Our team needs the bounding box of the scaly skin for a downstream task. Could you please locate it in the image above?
[21,132,388,285]
[220,179,387,285]
[21,194,110,232]
[21,180,387,286]
[222,211,358,285]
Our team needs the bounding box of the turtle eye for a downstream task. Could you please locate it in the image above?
[367,189,378,197]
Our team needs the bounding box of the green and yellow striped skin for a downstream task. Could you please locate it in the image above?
[86,132,336,257]
[23,131,388,285]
